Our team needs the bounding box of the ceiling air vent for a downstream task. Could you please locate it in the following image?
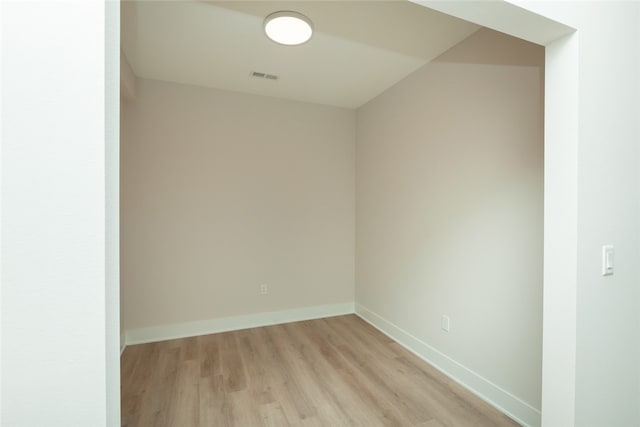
[250,71,279,81]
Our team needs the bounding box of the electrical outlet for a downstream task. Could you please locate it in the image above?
[260,283,268,295]
[441,315,450,332]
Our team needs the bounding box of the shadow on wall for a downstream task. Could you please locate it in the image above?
[435,28,544,66]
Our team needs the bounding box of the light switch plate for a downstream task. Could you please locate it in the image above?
[441,315,450,332]
[602,245,614,276]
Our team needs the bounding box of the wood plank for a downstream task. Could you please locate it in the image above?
[259,402,291,427]
[219,331,247,393]
[235,328,276,405]
[134,346,180,427]
[198,333,221,378]
[167,359,200,427]
[199,374,232,427]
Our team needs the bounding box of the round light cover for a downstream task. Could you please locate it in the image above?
[264,11,313,46]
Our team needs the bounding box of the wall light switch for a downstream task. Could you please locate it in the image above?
[602,245,614,276]
[441,315,450,332]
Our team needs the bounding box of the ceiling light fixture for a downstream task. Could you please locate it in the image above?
[264,11,313,46]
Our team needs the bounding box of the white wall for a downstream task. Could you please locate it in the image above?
[1,1,119,426]
[571,4,639,426]
[105,1,121,425]
[540,31,579,427]
[355,28,544,423]
[472,2,640,425]
[0,1,4,420]
[121,79,355,332]
[119,52,135,352]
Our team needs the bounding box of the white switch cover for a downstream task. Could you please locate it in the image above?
[441,315,450,332]
[602,245,614,276]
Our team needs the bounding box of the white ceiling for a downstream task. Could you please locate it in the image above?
[121,1,480,109]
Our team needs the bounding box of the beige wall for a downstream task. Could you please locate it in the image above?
[121,79,355,330]
[355,29,544,410]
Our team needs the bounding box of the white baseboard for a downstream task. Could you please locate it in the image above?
[125,302,355,346]
[355,303,541,427]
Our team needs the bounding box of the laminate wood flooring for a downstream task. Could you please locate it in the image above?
[121,315,520,427]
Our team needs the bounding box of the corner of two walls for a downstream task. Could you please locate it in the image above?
[354,28,544,426]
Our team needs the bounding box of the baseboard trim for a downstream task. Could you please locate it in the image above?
[354,303,541,427]
[125,302,355,346]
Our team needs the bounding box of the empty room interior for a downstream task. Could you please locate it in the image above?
[120,1,545,426]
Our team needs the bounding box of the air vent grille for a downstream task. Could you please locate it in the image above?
[251,71,279,81]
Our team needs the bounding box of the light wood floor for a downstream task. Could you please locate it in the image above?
[121,315,519,427]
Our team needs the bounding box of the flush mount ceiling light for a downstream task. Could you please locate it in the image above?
[264,11,313,46]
